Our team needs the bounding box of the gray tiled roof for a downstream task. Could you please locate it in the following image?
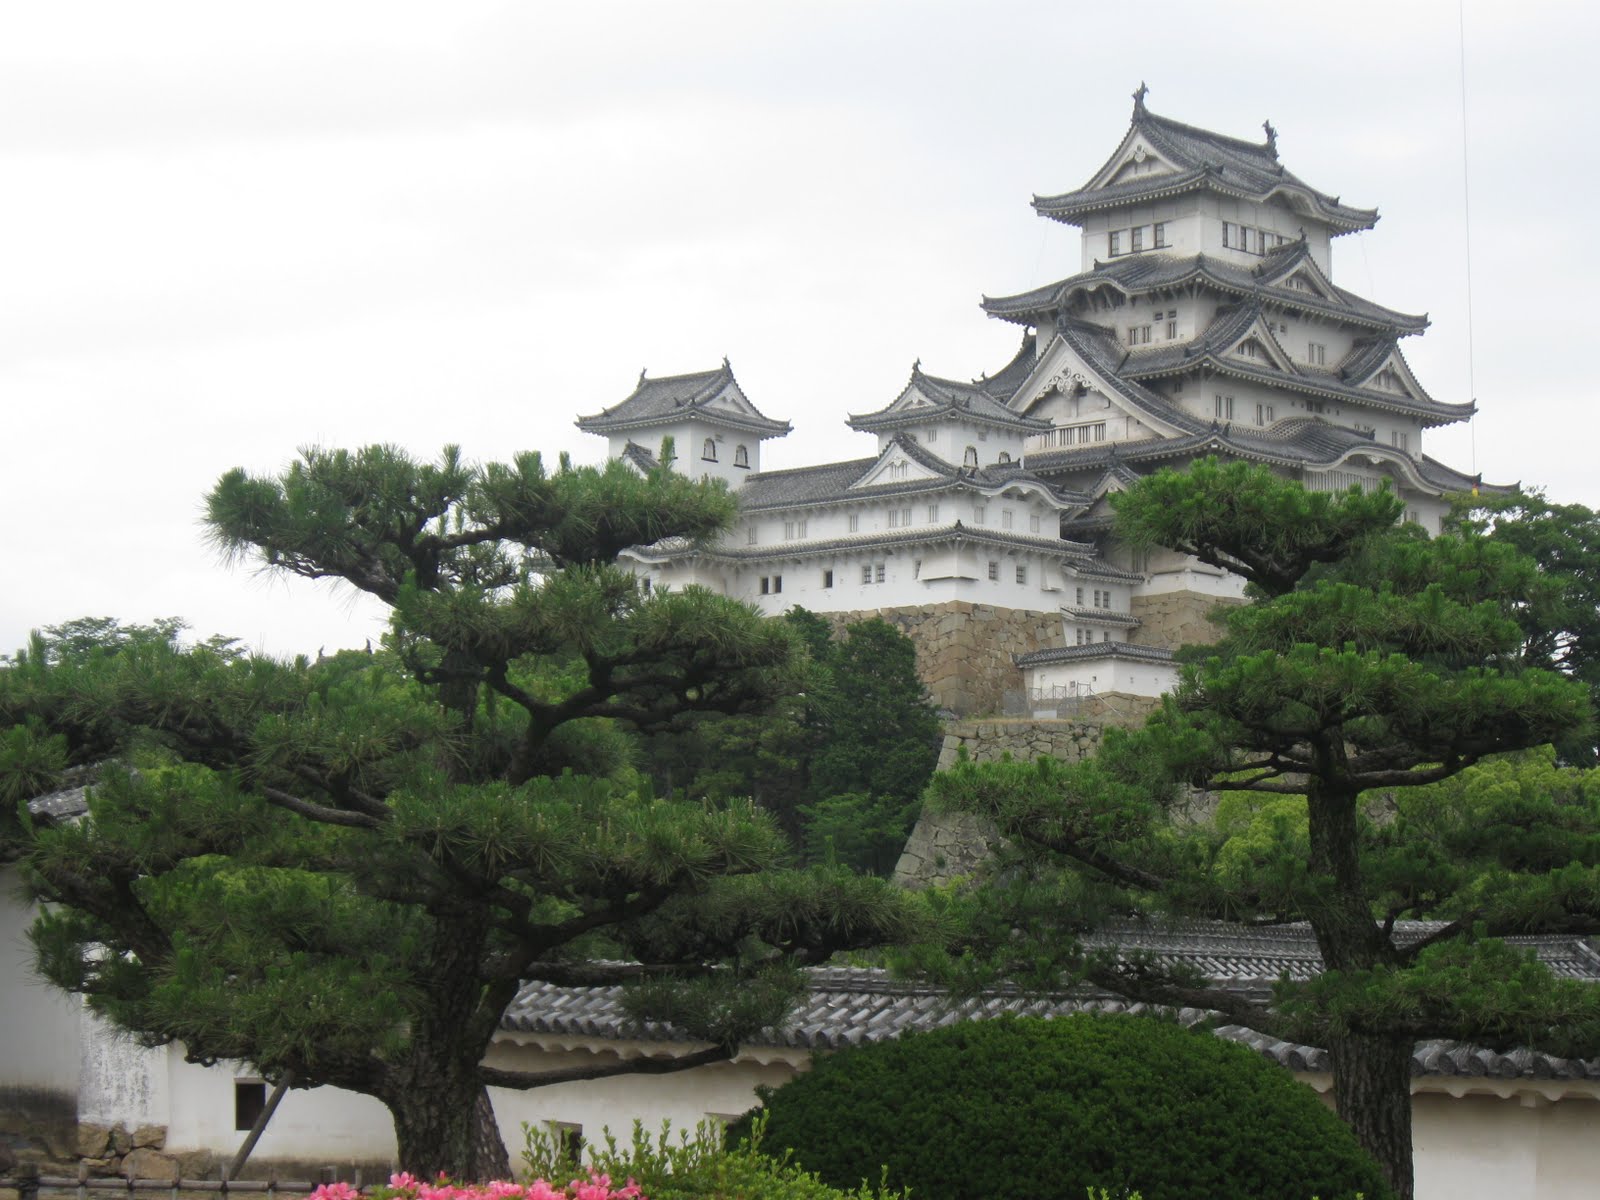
[982,251,1427,335]
[849,359,1050,434]
[1022,418,1484,499]
[1115,308,1469,427]
[501,920,1600,1080]
[736,436,1087,514]
[1016,641,1174,668]
[1033,105,1378,234]
[576,363,791,438]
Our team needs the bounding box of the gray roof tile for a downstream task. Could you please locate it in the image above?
[502,920,1600,1081]
[577,362,791,437]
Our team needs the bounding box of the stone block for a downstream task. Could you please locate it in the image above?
[131,1125,166,1151]
[75,1123,114,1159]
[109,1128,132,1156]
[123,1149,179,1182]
[174,1149,218,1179]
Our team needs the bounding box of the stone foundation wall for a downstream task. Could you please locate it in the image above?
[1128,590,1241,649]
[821,602,1060,716]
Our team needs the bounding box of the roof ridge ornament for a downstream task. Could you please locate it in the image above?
[1132,81,1149,115]
[1262,120,1278,158]
[638,367,648,385]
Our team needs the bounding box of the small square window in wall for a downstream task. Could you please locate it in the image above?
[771,575,782,594]
[874,564,885,584]
[1015,564,1027,584]
[235,1080,267,1131]
[987,560,999,581]
[848,514,859,533]
[927,503,939,522]
[823,569,834,588]
[861,565,873,585]
[556,1124,584,1166]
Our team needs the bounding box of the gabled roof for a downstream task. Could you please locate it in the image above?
[1031,93,1378,235]
[1117,305,1471,427]
[735,435,1086,514]
[1028,417,1486,501]
[849,357,1051,434]
[576,361,791,438]
[1010,322,1211,439]
[982,251,1427,336]
[502,919,1600,1081]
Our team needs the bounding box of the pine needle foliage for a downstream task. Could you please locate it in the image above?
[919,460,1600,1200]
[2,447,927,1180]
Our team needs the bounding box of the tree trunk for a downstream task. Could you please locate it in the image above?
[390,1079,510,1181]
[1329,1030,1414,1200]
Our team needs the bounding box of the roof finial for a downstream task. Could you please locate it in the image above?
[913,357,922,374]
[1262,120,1278,157]
[1132,81,1149,114]
[638,367,648,385]
[722,355,731,370]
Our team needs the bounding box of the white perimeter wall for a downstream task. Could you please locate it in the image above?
[0,864,83,1098]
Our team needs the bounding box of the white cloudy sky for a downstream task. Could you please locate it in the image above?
[4,1,1596,658]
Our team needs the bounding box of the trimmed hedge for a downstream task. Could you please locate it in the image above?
[731,1014,1392,1200]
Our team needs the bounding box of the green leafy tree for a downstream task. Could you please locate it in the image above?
[1448,487,1600,763]
[2,446,924,1180]
[799,617,941,873]
[918,460,1600,1200]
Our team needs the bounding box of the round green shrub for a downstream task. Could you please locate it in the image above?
[732,1014,1392,1200]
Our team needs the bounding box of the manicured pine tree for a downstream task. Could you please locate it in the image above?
[922,459,1600,1200]
[3,446,924,1179]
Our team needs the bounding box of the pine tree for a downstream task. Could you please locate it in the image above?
[2,446,924,1179]
[921,459,1600,1200]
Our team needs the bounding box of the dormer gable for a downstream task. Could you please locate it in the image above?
[1344,343,1432,405]
[1103,137,1183,187]
[576,359,791,439]
[849,436,950,490]
[1220,313,1298,374]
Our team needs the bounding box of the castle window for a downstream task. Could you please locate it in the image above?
[927,503,940,522]
[1166,317,1178,340]
[848,514,859,533]
[1076,586,1085,605]
[963,446,978,468]
[1214,395,1234,421]
[701,438,717,462]
[997,451,1011,464]
[987,560,999,581]
[1128,325,1151,346]
[1015,564,1028,585]
[1130,226,1145,253]
[1307,342,1326,366]
[235,1080,266,1132]
[862,565,873,585]
[759,575,781,594]
[1103,631,1111,642]
[1075,628,1085,645]
[1153,222,1168,248]
[823,569,834,589]
[926,427,937,443]
[733,444,750,468]
[1391,431,1410,452]
[747,524,757,544]
[1001,509,1013,530]
[1108,230,1123,256]
[875,564,885,584]
[973,505,987,525]
[782,520,806,540]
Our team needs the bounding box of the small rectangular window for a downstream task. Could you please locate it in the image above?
[1015,564,1027,585]
[973,505,987,525]
[987,560,999,581]
[927,503,940,522]
[888,510,901,529]
[771,575,782,594]
[747,525,757,544]
[874,564,885,584]
[1307,342,1327,365]
[783,521,796,540]
[1153,222,1167,248]
[759,577,770,595]
[1029,514,1041,533]
[1075,586,1084,605]
[1131,226,1145,253]
[823,569,834,589]
[1108,230,1123,256]
[848,514,859,533]
[1214,394,1234,420]
[861,565,872,585]
[926,427,937,443]
[235,1081,267,1132]
[1166,319,1178,339]
[901,507,913,526]
[1001,509,1013,530]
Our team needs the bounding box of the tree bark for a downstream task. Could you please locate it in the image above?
[1329,1030,1415,1200]
[391,1075,506,1181]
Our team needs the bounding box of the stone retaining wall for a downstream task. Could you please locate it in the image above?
[1128,590,1240,649]
[821,602,1059,716]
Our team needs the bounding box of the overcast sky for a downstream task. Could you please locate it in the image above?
[5,1,1596,658]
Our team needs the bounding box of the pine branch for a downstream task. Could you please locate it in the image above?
[478,1044,733,1091]
[259,786,384,829]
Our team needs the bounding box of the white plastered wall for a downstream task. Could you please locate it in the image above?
[0,864,83,1100]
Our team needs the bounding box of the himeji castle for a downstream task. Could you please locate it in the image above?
[577,87,1482,717]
